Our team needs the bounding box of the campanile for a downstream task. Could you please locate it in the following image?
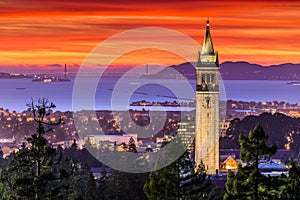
[195,20,220,174]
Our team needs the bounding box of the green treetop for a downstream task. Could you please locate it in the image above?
[224,125,278,200]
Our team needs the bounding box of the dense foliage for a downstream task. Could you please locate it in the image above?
[224,125,300,200]
[144,138,216,200]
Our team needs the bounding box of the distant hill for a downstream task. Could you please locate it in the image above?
[2,61,300,80]
[146,61,300,80]
[220,112,300,153]
[221,61,300,80]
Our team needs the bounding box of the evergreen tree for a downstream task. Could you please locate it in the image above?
[4,99,61,199]
[181,160,215,200]
[286,160,300,199]
[278,160,300,200]
[103,170,148,200]
[144,137,181,200]
[85,172,98,200]
[207,187,225,200]
[0,168,9,199]
[1,99,92,199]
[144,137,215,200]
[239,125,277,169]
[0,147,3,161]
[224,125,278,200]
[101,136,148,200]
[144,159,179,200]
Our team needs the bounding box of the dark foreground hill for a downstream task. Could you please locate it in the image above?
[220,112,300,154]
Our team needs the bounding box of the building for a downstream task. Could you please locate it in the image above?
[258,161,288,177]
[220,156,238,172]
[0,136,15,144]
[84,134,137,150]
[176,110,196,152]
[219,149,293,174]
[195,20,220,174]
[220,119,231,137]
[177,119,195,152]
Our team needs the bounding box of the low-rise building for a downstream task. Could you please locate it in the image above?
[84,134,138,150]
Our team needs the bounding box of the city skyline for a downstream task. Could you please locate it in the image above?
[1,0,300,72]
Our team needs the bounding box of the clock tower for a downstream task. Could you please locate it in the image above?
[195,20,219,174]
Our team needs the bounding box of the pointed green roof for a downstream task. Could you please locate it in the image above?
[201,20,215,55]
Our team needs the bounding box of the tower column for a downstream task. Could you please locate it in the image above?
[195,20,220,174]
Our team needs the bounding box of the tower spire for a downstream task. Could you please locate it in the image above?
[201,19,214,55]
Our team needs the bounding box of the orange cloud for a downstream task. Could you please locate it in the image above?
[0,0,300,70]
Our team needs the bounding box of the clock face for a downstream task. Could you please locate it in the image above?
[202,96,210,109]
[201,96,215,109]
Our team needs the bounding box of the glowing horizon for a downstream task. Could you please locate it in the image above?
[1,0,300,71]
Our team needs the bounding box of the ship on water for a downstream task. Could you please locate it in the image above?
[287,81,300,85]
[32,64,71,82]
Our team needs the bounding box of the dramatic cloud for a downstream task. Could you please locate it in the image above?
[0,0,300,71]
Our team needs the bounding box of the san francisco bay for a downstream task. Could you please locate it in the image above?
[0,78,299,112]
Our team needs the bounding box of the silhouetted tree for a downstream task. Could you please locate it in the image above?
[1,99,91,199]
[144,137,215,200]
[277,160,300,199]
[224,125,278,200]
[101,136,148,200]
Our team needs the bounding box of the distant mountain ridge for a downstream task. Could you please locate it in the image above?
[220,61,300,80]
[148,61,300,80]
[2,61,300,80]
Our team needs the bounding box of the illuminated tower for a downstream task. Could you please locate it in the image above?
[195,20,219,174]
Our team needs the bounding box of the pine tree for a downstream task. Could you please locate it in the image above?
[103,170,148,200]
[224,125,278,200]
[0,147,3,161]
[85,172,98,200]
[239,125,277,170]
[278,160,300,200]
[144,160,179,200]
[2,99,91,199]
[144,137,215,200]
[287,160,300,199]
[101,136,148,200]
[4,99,61,199]
[0,168,9,199]
[181,160,215,200]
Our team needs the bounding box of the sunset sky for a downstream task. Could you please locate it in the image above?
[1,0,300,72]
